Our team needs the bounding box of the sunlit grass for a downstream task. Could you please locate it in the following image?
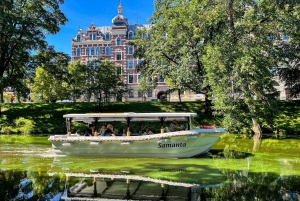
[0,135,50,144]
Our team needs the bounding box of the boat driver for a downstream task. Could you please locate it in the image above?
[169,119,184,132]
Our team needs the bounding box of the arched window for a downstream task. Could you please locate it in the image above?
[117,37,121,46]
[128,46,134,54]
[128,32,133,40]
[106,33,110,40]
[76,48,81,56]
[91,48,95,55]
[86,48,90,55]
[105,47,110,55]
[77,35,81,42]
[96,47,100,55]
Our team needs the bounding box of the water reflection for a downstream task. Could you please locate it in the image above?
[1,138,300,200]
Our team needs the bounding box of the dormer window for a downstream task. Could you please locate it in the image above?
[77,35,81,42]
[89,33,96,40]
[106,33,110,40]
[128,32,134,40]
[117,37,121,45]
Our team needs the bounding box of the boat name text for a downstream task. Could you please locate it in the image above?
[158,142,186,148]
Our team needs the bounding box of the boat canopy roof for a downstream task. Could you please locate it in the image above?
[63,112,197,123]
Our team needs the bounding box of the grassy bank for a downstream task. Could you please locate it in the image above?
[0,102,222,135]
[0,101,300,135]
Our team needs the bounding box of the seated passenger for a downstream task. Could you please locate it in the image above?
[103,124,116,136]
[84,124,94,136]
[142,126,153,135]
[99,125,107,136]
[168,119,184,132]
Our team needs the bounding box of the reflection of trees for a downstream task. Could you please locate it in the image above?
[0,170,26,200]
[199,170,300,200]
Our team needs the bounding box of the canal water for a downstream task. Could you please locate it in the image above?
[0,136,300,200]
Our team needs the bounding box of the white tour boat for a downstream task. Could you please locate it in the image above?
[49,112,225,158]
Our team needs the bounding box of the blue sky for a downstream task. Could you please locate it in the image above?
[46,0,154,56]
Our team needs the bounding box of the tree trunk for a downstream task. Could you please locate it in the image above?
[1,90,3,103]
[204,94,212,114]
[252,118,262,138]
[253,135,261,153]
[178,90,181,102]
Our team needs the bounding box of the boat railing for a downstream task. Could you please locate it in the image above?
[49,130,223,142]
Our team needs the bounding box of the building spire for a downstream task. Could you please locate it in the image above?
[118,0,123,14]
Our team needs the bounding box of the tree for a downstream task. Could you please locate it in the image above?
[29,47,71,102]
[132,1,215,112]
[30,67,68,102]
[200,0,300,135]
[137,76,157,101]
[0,0,67,102]
[83,59,129,104]
[134,0,300,135]
[66,60,87,102]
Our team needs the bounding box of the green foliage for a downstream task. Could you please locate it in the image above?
[0,0,67,100]
[83,59,129,103]
[15,117,34,135]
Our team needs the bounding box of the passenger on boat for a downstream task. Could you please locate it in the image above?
[98,125,107,136]
[142,126,153,135]
[84,124,94,136]
[169,119,184,132]
[103,124,116,136]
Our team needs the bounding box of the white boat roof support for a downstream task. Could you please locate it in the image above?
[63,112,197,122]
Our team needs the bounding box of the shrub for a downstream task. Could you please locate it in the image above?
[15,117,35,135]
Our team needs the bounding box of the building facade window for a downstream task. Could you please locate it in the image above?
[129,91,134,98]
[116,52,121,60]
[128,46,134,54]
[117,37,121,45]
[128,60,134,69]
[147,77,152,82]
[159,76,164,82]
[138,60,142,65]
[76,48,81,56]
[138,74,141,82]
[89,33,96,40]
[86,48,90,55]
[91,48,95,55]
[148,90,152,97]
[116,66,122,75]
[96,47,100,55]
[77,35,81,42]
[143,33,148,38]
[106,33,110,40]
[128,75,134,83]
[105,47,110,55]
[128,32,133,40]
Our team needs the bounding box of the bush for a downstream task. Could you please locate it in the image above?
[15,117,35,135]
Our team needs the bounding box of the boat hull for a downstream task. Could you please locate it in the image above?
[49,130,223,158]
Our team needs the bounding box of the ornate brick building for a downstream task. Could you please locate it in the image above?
[71,2,169,102]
